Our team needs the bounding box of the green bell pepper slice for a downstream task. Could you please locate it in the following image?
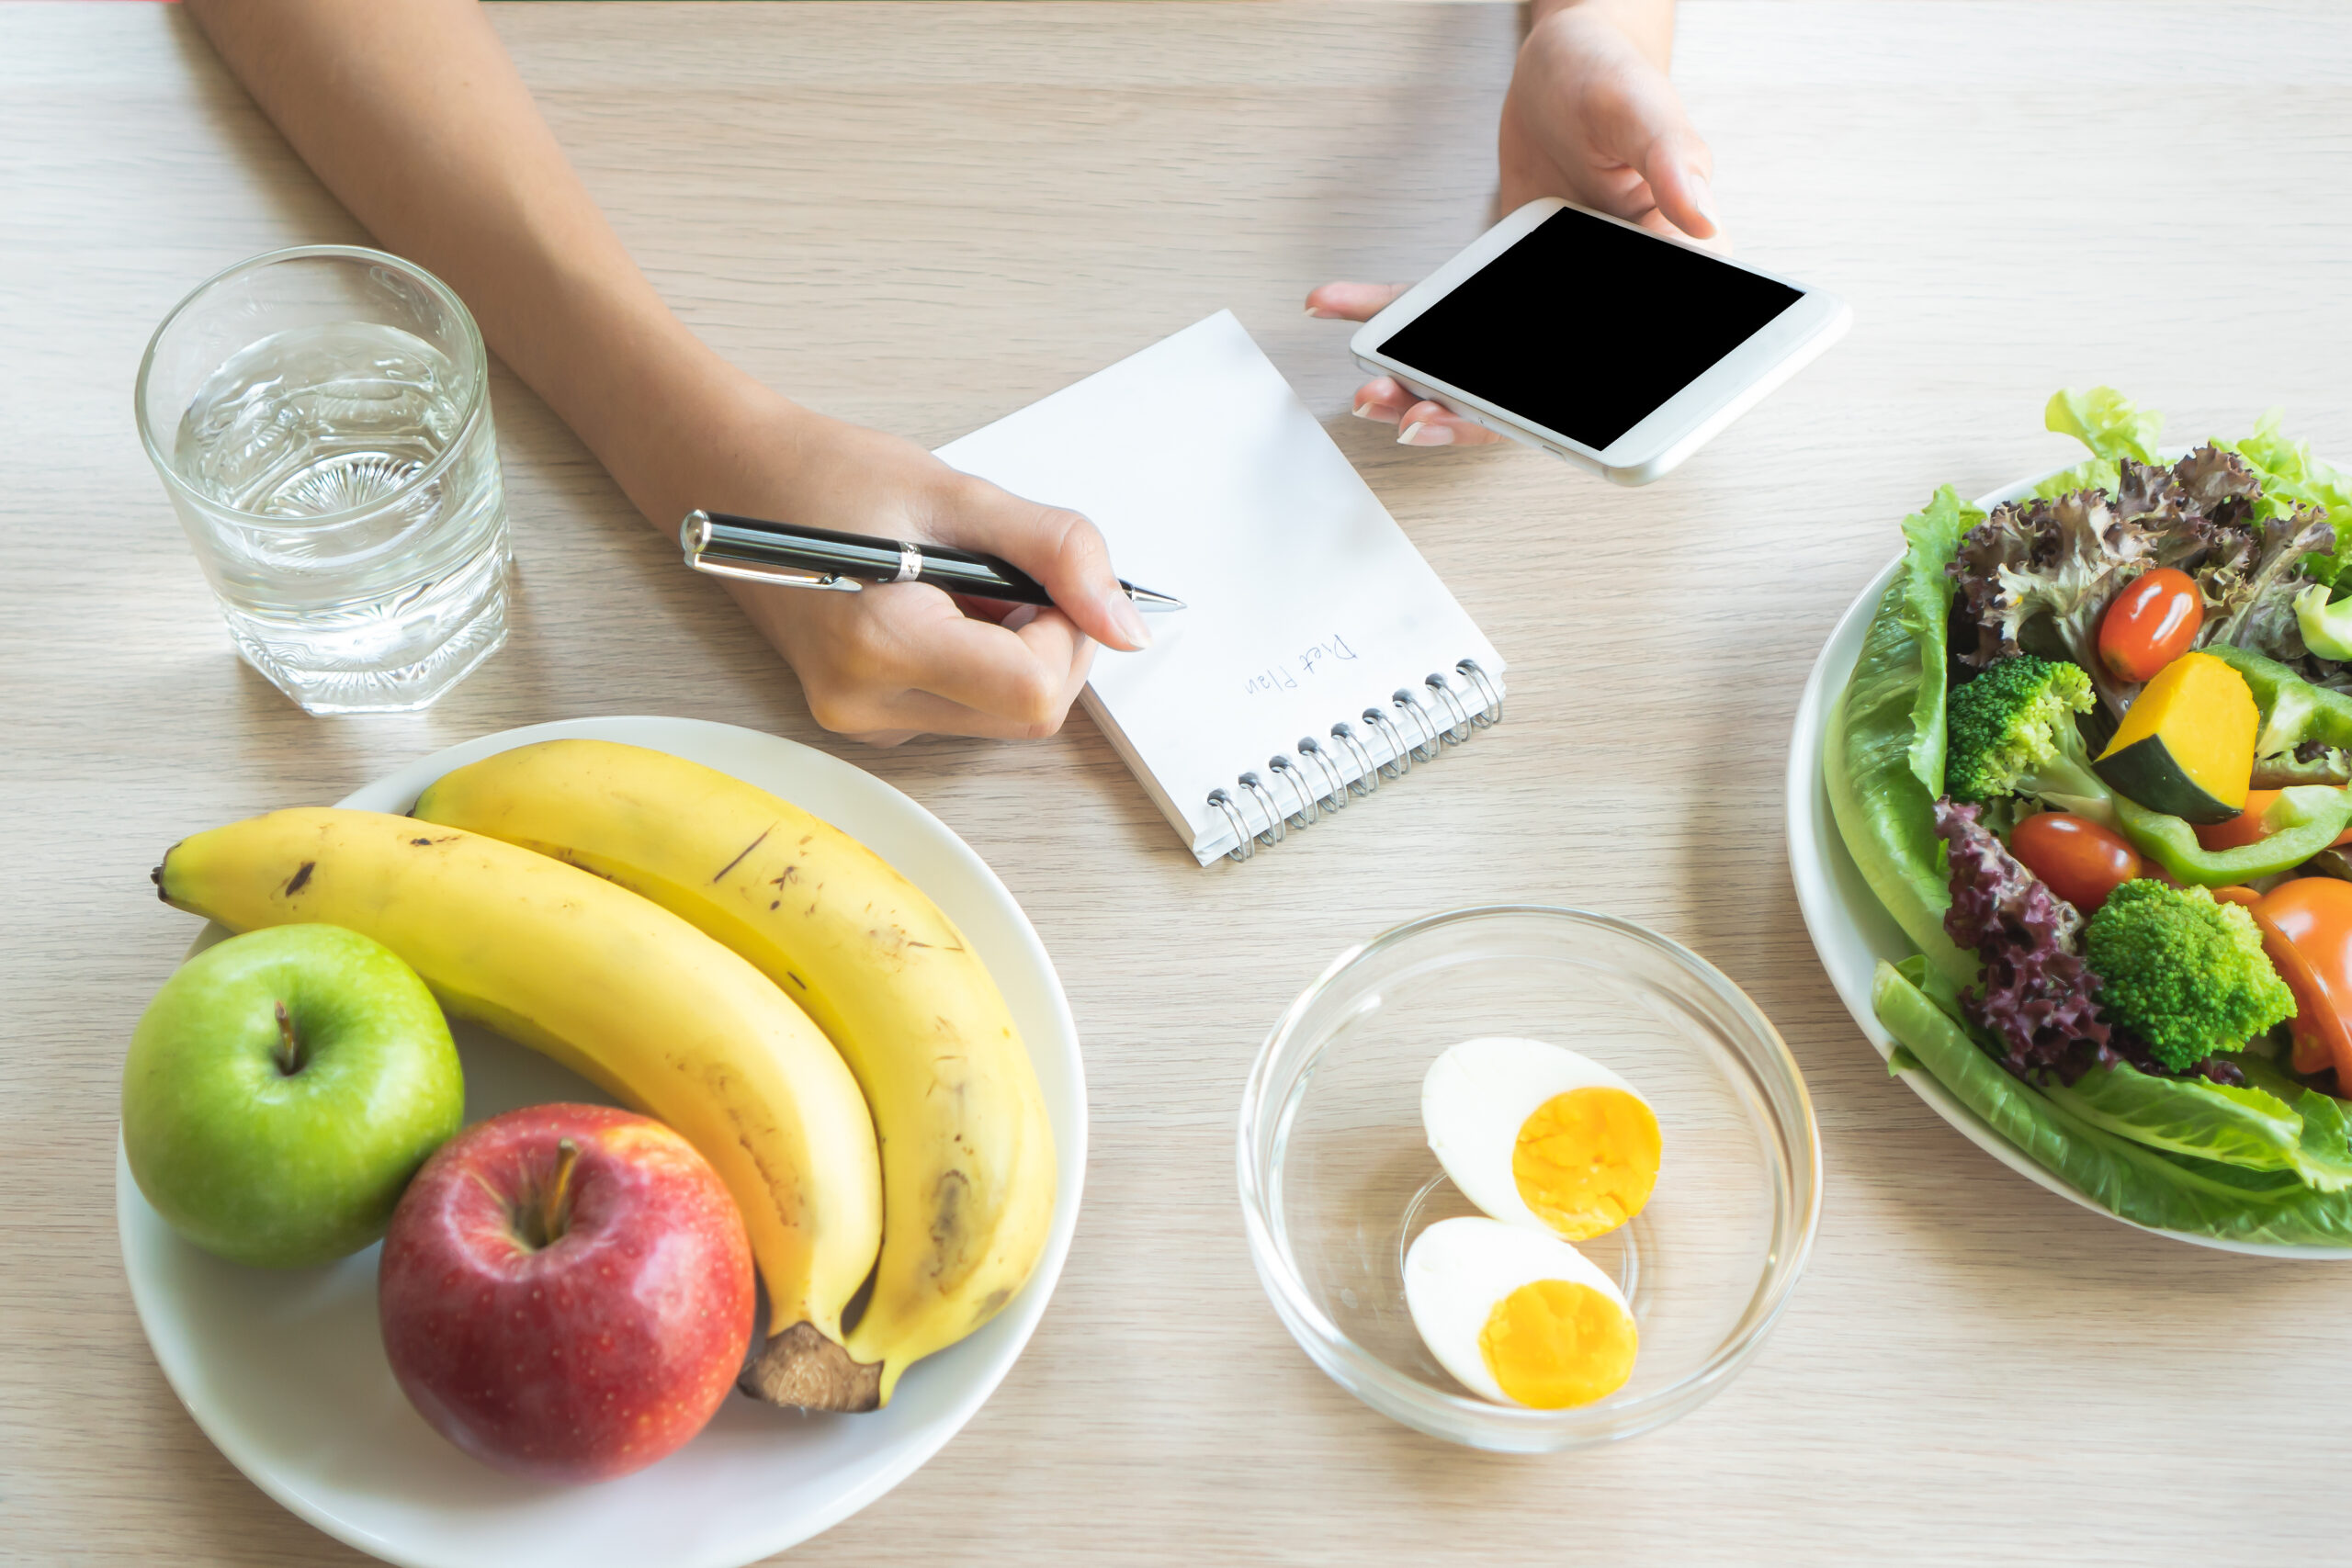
[2295,585,2352,663]
[2115,785,2352,886]
[2199,644,2352,753]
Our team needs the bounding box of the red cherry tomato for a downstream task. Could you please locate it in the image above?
[2008,813,2143,913]
[2211,885,2265,908]
[2253,878,2352,1080]
[2098,568,2204,682]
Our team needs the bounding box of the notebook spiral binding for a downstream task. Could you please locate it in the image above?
[1204,659,1503,862]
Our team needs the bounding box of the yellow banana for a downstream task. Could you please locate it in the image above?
[154,807,885,1381]
[413,739,1056,1408]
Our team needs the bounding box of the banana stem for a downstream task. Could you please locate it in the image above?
[541,1138,581,1247]
[272,1000,303,1076]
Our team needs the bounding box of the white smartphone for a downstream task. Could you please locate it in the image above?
[1350,197,1849,485]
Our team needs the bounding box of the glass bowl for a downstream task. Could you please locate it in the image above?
[1238,906,1821,1451]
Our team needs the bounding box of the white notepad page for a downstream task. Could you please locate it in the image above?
[935,310,1505,863]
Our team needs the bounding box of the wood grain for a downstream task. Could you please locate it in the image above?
[6,2,2351,1562]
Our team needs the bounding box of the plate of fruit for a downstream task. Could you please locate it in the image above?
[1791,387,2352,1252]
[119,716,1082,1567]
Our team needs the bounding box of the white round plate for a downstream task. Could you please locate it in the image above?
[1786,472,2348,1258]
[119,716,1089,1565]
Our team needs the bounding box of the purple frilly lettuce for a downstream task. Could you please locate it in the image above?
[1932,798,2118,1083]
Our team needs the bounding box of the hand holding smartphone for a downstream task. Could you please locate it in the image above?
[1349,199,1849,485]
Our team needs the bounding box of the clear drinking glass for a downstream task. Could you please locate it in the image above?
[135,245,510,714]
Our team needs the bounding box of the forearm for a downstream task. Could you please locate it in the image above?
[185,0,776,536]
[1530,0,1674,69]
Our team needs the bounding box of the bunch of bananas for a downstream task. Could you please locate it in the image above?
[155,739,1056,1412]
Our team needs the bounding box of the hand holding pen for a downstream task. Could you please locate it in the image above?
[684,512,1182,614]
[673,412,1163,747]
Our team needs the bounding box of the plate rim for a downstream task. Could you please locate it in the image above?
[1784,472,2352,1259]
[117,715,1091,1563]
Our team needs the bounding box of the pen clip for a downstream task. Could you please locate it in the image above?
[686,556,865,592]
[680,509,865,592]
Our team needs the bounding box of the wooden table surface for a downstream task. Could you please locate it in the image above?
[9,2,2352,1562]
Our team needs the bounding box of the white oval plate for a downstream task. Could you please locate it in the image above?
[118,716,1089,1565]
[1786,472,2350,1258]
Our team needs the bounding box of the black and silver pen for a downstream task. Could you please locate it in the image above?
[680,510,1184,612]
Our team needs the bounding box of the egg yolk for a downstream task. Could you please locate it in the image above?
[1510,1087,1660,1240]
[1476,1279,1638,1408]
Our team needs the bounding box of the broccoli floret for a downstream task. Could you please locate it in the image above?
[2083,880,2292,1070]
[1944,655,2109,807]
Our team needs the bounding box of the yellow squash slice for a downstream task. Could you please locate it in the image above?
[2094,650,2257,824]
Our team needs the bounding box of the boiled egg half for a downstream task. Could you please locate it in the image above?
[1421,1036,1660,1241]
[1404,1215,1638,1408]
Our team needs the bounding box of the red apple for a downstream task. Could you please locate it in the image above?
[379,1103,753,1482]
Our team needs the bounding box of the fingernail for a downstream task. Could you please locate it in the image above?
[1398,422,1455,447]
[1001,604,1040,631]
[1306,304,1329,318]
[1352,401,1382,421]
[1689,174,1721,231]
[1109,593,1152,649]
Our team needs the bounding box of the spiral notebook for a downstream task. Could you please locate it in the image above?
[936,310,1506,863]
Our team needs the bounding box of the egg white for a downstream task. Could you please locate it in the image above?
[1403,1215,1633,1407]
[1420,1036,1655,1236]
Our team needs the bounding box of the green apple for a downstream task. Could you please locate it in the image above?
[122,924,463,1268]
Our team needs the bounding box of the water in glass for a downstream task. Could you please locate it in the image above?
[172,321,506,712]
[140,247,509,715]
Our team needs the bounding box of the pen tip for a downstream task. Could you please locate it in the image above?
[1125,585,1186,613]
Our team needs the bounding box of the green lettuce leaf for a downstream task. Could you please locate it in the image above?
[2040,1063,2312,1179]
[2033,386,2164,499]
[2297,1098,2352,1190]
[1824,489,1980,987]
[2240,1054,2352,1191]
[2050,387,2165,463]
[2227,409,2352,587]
[1898,491,1974,795]
[1871,960,2352,1245]
[1897,948,1973,1026]
[2030,464,2115,502]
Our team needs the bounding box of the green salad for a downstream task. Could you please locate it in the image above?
[1826,388,2352,1245]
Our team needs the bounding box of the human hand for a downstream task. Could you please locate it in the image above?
[1498,0,1717,245]
[186,0,1148,748]
[1307,0,1717,446]
[697,401,1150,746]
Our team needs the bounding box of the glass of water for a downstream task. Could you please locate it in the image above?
[136,245,510,714]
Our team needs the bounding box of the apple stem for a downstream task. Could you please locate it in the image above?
[272,1000,304,1076]
[542,1138,581,1247]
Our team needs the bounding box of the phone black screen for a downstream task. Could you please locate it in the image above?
[1374,206,1804,452]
